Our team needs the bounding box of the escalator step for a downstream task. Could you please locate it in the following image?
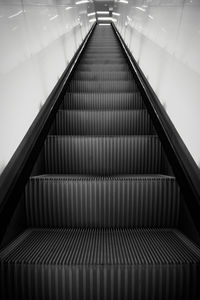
[26,175,180,228]
[72,71,133,81]
[1,228,200,299]
[53,110,155,135]
[62,92,144,110]
[86,49,122,54]
[77,64,130,71]
[67,80,137,92]
[82,53,124,58]
[44,136,166,175]
[80,58,127,64]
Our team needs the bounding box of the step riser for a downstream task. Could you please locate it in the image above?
[67,81,137,92]
[2,264,199,300]
[44,136,165,175]
[26,177,180,228]
[62,93,144,110]
[53,110,155,135]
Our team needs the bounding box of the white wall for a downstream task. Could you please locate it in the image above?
[0,0,95,174]
[114,0,200,167]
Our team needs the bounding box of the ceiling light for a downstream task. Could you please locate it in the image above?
[98,17,117,22]
[118,0,128,4]
[87,12,95,16]
[65,7,72,10]
[49,14,59,21]
[89,18,96,22]
[75,0,89,5]
[8,10,23,19]
[99,24,111,26]
[135,7,146,12]
[148,15,154,20]
[96,11,109,15]
[113,12,120,16]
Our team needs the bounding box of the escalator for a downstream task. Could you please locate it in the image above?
[0,24,200,300]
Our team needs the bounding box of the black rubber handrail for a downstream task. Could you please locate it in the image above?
[112,22,200,236]
[0,22,97,243]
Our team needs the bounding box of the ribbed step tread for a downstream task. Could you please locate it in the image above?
[83,53,124,58]
[62,93,144,110]
[67,80,137,92]
[88,44,119,48]
[26,175,180,228]
[78,64,130,71]
[86,49,122,54]
[1,229,199,299]
[53,110,155,135]
[44,136,166,175]
[1,228,200,264]
[73,71,133,81]
[80,58,126,64]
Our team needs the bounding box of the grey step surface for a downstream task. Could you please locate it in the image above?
[83,53,125,58]
[1,228,200,299]
[44,136,167,175]
[67,80,137,92]
[72,71,133,81]
[26,175,180,228]
[77,64,129,71]
[86,49,122,54]
[62,93,144,110]
[80,58,127,64]
[53,110,155,135]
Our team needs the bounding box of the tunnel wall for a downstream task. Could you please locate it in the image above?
[0,0,94,174]
[115,0,200,167]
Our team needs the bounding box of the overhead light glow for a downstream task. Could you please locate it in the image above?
[87,12,95,16]
[99,23,111,26]
[75,0,89,5]
[148,15,154,20]
[8,10,23,19]
[135,7,146,12]
[127,15,132,21]
[97,11,109,15]
[89,18,96,23]
[49,14,58,21]
[65,6,72,10]
[118,0,128,4]
[98,17,117,22]
[113,12,120,16]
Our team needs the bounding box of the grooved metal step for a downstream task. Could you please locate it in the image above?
[86,48,122,53]
[62,92,144,110]
[44,136,166,175]
[26,175,180,228]
[83,53,124,58]
[80,58,127,64]
[53,110,155,135]
[72,71,133,81]
[77,64,130,71]
[67,80,137,92]
[1,229,200,299]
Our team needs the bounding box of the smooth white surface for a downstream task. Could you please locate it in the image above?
[115,0,200,167]
[0,0,93,174]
